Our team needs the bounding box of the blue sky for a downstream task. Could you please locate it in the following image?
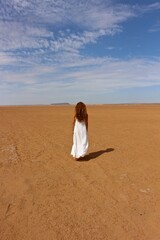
[0,0,160,105]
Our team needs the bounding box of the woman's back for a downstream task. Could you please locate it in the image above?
[71,102,89,160]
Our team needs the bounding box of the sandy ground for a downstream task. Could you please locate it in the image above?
[0,104,160,240]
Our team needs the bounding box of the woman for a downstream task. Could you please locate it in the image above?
[71,102,88,160]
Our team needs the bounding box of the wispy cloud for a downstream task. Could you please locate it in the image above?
[139,2,160,13]
[0,1,135,53]
[149,21,160,33]
[1,55,160,104]
[0,52,17,65]
[0,0,136,71]
[1,55,160,89]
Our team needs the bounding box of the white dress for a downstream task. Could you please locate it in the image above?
[71,119,88,158]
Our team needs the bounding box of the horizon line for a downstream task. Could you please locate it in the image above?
[0,102,160,107]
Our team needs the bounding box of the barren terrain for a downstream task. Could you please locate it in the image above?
[0,104,160,240]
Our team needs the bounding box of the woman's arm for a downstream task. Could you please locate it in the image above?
[85,114,88,131]
[72,115,76,133]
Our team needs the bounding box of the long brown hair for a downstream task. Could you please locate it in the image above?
[75,102,88,122]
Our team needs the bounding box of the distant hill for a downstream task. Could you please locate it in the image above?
[51,103,70,105]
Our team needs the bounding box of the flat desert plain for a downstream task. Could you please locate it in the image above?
[0,104,160,240]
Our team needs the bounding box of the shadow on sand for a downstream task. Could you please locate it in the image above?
[78,148,114,161]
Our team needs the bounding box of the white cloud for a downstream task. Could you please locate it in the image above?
[0,64,58,85]
[0,52,17,65]
[1,54,160,90]
[140,2,160,13]
[149,21,160,33]
[0,21,53,51]
[72,4,135,30]
[57,57,160,91]
[0,0,135,53]
[1,54,160,104]
[50,29,119,53]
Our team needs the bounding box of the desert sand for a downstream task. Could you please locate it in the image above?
[0,104,160,240]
